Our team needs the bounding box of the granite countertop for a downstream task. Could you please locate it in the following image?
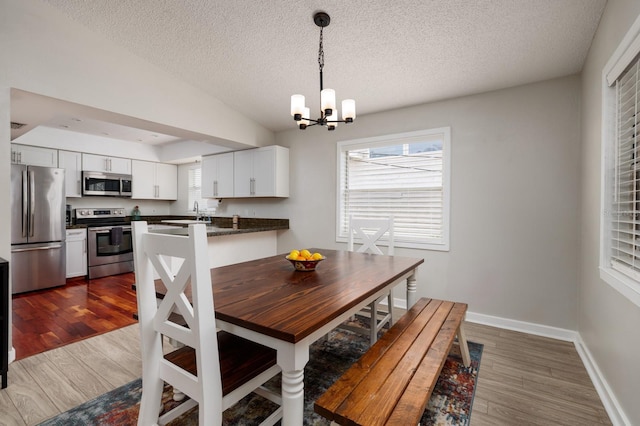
[67,216,289,237]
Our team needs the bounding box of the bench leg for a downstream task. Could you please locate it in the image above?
[457,322,471,367]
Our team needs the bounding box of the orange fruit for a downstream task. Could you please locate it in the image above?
[288,249,300,259]
[300,249,312,259]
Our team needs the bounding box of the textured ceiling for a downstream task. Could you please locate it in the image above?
[41,0,606,134]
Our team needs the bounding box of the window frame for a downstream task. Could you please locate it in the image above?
[336,127,451,251]
[600,14,640,308]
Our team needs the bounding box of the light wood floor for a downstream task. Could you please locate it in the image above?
[0,319,611,425]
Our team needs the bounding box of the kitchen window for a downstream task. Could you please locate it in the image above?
[600,14,640,307]
[337,127,451,251]
[188,167,206,212]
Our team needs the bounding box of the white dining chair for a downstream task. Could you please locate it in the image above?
[341,215,395,345]
[132,221,282,426]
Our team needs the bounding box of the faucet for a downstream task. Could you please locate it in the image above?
[193,201,199,220]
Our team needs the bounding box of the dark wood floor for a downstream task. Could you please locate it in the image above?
[11,272,138,361]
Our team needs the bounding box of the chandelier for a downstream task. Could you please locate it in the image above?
[290,12,356,130]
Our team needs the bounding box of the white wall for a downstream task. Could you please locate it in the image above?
[13,127,160,161]
[270,76,582,330]
[0,0,273,149]
[580,0,640,424]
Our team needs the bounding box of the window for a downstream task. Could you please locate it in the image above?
[188,166,206,212]
[337,127,451,251]
[600,14,640,307]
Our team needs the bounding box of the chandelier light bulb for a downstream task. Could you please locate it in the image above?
[291,94,306,120]
[342,99,356,122]
[321,89,336,116]
[299,107,310,129]
[327,111,338,130]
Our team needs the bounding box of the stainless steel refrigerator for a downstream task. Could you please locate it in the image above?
[11,164,66,294]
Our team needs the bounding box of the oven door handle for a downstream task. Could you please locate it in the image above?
[89,227,131,233]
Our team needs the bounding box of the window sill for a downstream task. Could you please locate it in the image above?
[599,267,640,308]
[336,237,449,252]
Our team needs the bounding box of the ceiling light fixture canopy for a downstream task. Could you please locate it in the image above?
[290,12,355,131]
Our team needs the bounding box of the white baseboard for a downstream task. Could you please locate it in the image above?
[464,311,578,341]
[574,335,631,426]
[8,347,15,364]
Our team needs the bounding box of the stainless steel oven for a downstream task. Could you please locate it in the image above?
[75,208,134,279]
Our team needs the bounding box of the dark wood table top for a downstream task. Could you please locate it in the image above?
[154,249,424,344]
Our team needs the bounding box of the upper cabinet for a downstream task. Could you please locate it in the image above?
[131,160,177,200]
[82,153,131,174]
[234,146,289,198]
[201,152,234,198]
[11,144,58,167]
[58,150,82,198]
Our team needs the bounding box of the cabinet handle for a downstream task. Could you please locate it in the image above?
[18,152,22,164]
[214,181,218,197]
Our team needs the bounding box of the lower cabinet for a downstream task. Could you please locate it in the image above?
[66,229,87,278]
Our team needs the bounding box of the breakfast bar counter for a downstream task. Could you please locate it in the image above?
[147,217,289,269]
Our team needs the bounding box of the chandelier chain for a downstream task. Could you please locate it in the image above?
[318,27,324,72]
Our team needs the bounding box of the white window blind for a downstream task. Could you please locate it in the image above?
[611,59,640,280]
[337,128,450,251]
[188,167,205,210]
[600,15,640,307]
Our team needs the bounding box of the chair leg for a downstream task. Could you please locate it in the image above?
[199,398,222,426]
[138,377,164,426]
[387,292,393,326]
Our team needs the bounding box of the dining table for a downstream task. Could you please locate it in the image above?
[160,248,424,425]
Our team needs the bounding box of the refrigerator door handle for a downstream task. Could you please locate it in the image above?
[29,170,35,237]
[22,170,28,238]
[11,244,64,253]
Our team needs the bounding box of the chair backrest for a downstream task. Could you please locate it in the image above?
[348,215,395,256]
[132,221,223,422]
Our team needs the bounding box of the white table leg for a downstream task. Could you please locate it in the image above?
[406,269,418,309]
[281,369,304,426]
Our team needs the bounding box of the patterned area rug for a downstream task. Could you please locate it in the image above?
[39,325,483,426]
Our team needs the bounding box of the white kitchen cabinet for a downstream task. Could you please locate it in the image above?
[82,153,131,174]
[66,228,87,278]
[131,160,177,200]
[201,152,234,198]
[58,150,82,197]
[11,144,58,167]
[233,146,289,197]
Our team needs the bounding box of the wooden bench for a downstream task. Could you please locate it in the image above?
[314,297,470,426]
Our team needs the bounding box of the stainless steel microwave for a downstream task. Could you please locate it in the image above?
[82,171,132,197]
